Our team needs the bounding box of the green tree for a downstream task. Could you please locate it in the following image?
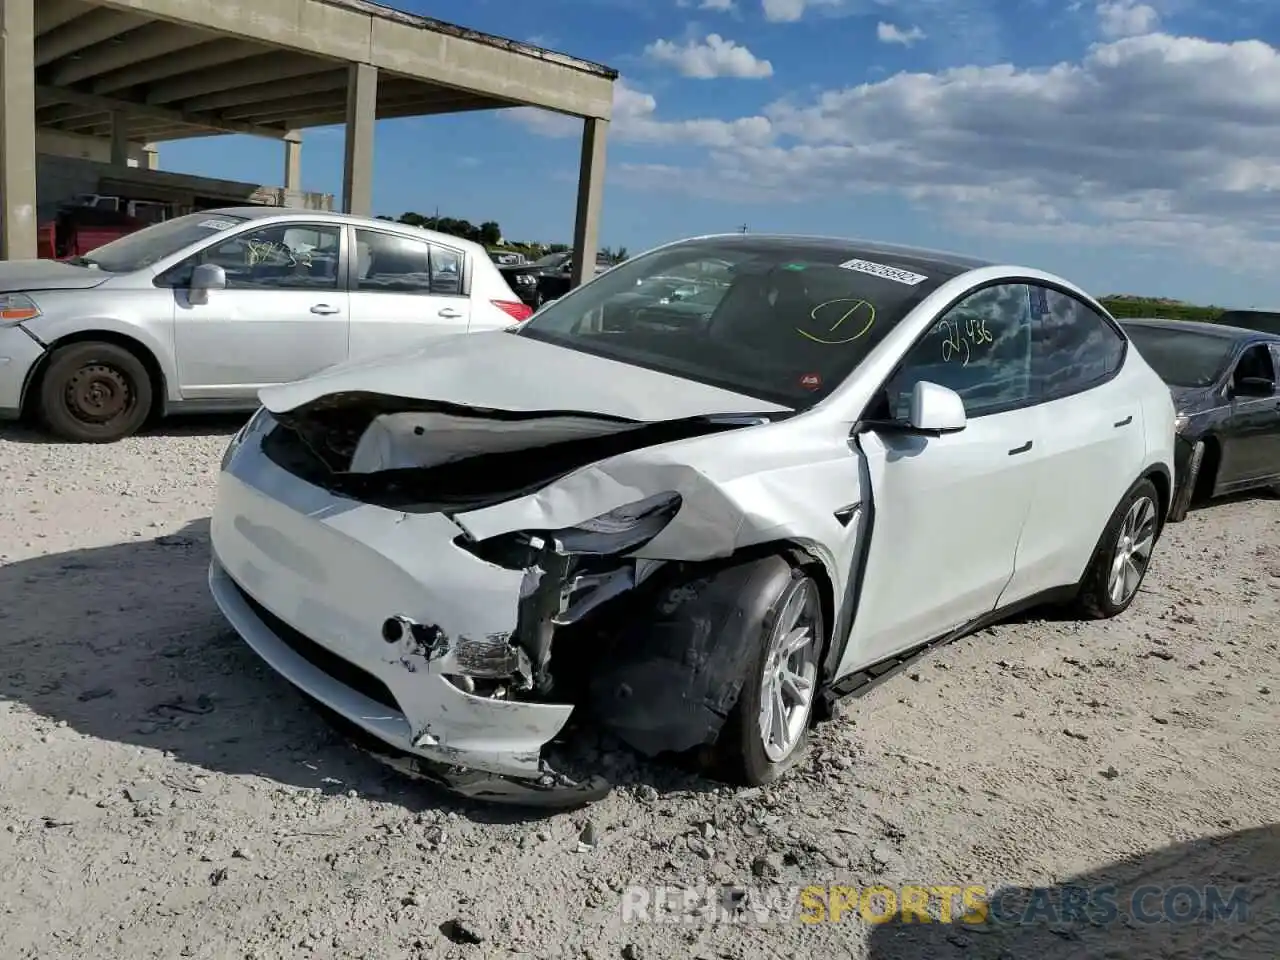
[478,221,502,246]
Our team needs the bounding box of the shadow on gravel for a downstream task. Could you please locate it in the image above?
[0,519,714,821]
[864,825,1279,960]
[0,413,248,445]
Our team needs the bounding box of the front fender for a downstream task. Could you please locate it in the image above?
[22,312,178,403]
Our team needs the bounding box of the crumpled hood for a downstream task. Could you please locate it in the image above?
[258,329,792,422]
[0,259,109,293]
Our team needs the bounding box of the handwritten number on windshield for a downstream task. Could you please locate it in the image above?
[940,314,993,365]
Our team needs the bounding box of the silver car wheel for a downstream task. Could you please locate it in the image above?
[1108,495,1157,605]
[758,578,820,763]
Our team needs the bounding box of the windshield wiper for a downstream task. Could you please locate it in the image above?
[65,256,100,269]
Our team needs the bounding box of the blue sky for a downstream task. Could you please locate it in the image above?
[159,0,1280,308]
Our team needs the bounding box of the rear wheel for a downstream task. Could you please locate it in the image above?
[716,568,825,785]
[1074,478,1160,619]
[37,341,153,443]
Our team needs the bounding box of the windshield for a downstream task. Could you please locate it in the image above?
[79,212,248,273]
[1122,325,1236,387]
[516,237,952,408]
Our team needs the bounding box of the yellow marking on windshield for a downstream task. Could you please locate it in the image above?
[797,299,876,345]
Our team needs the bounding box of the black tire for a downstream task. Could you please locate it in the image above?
[1074,477,1161,620]
[715,565,826,786]
[1168,440,1203,523]
[37,341,154,443]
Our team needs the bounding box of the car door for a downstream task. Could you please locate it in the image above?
[1217,342,1280,490]
[347,228,472,362]
[842,282,1043,671]
[167,221,349,400]
[1000,284,1140,600]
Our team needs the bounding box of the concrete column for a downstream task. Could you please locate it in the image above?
[342,64,377,215]
[570,117,609,289]
[284,131,302,193]
[142,144,159,170]
[109,112,130,166]
[0,0,37,260]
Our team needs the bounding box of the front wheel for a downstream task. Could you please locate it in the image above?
[1074,477,1161,619]
[716,568,825,785]
[37,341,153,443]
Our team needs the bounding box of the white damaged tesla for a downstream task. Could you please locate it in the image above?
[208,234,1176,806]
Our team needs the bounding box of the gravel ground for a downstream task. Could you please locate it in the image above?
[0,419,1277,960]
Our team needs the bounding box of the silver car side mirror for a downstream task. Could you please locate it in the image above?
[189,263,227,305]
[908,381,967,434]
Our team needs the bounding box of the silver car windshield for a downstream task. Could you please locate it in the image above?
[79,212,249,273]
[516,237,950,408]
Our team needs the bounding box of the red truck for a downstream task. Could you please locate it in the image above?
[38,206,149,260]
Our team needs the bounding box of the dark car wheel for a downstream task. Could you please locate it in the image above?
[715,565,826,786]
[37,341,153,443]
[1074,477,1161,620]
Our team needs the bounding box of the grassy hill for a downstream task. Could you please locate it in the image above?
[1099,295,1224,323]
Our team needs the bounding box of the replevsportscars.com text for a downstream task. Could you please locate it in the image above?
[619,883,1252,926]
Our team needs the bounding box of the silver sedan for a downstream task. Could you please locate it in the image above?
[0,208,530,442]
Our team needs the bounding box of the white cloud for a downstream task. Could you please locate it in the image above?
[876,22,926,46]
[1097,0,1159,39]
[531,34,1280,267]
[507,78,774,148]
[761,0,843,23]
[644,34,773,78]
[701,0,737,9]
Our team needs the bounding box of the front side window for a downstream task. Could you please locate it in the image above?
[1031,286,1126,400]
[1232,343,1277,390]
[885,283,1034,419]
[83,211,249,273]
[516,238,953,409]
[197,223,342,290]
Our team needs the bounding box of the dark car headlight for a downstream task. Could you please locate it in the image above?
[457,492,682,569]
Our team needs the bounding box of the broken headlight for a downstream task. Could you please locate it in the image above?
[458,492,682,569]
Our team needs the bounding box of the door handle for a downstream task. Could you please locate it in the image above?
[438,308,462,319]
[1008,440,1033,456]
[1113,415,1133,428]
[310,304,340,315]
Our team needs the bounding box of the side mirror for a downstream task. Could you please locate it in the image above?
[908,381,967,434]
[1234,375,1275,397]
[188,263,226,305]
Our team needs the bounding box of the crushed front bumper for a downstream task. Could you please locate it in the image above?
[208,431,610,806]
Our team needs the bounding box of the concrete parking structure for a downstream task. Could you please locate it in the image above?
[0,0,616,285]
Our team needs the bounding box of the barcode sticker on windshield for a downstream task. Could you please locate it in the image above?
[198,219,237,231]
[838,258,927,286]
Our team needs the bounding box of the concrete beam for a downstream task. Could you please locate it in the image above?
[91,0,615,119]
[146,52,338,105]
[50,21,214,85]
[342,63,376,216]
[34,7,149,67]
[93,37,268,94]
[1,0,38,260]
[36,84,290,140]
[37,104,106,125]
[181,70,349,113]
[570,117,608,289]
[218,81,425,122]
[34,0,86,34]
[281,97,509,130]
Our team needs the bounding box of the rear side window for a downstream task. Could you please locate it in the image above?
[1032,286,1125,400]
[354,230,432,294]
[430,245,463,295]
